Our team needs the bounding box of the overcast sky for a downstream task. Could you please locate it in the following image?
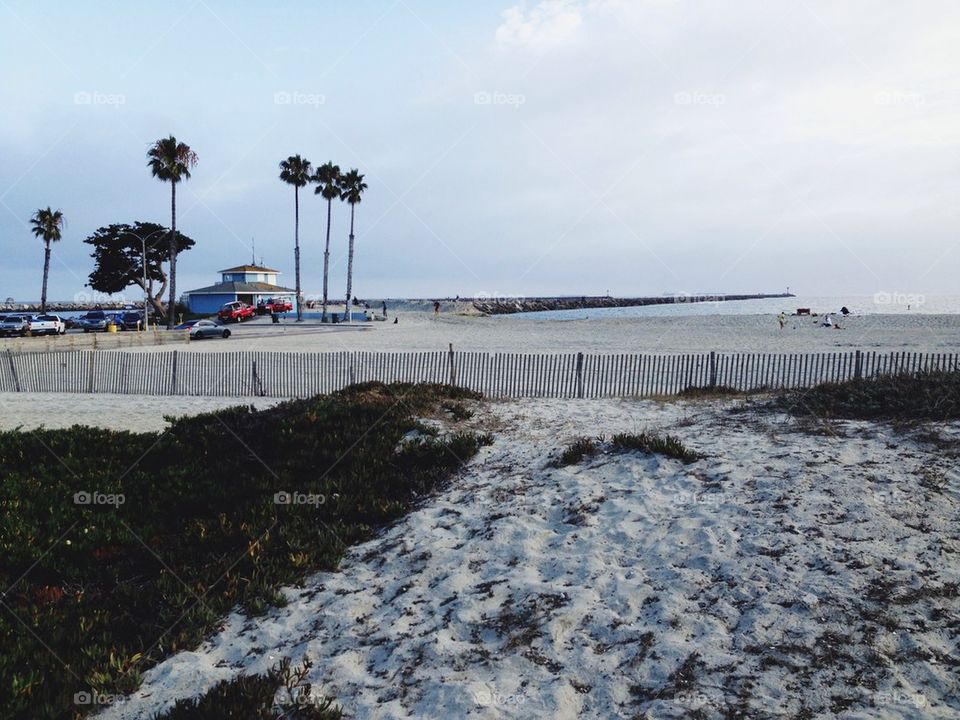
[1,0,958,303]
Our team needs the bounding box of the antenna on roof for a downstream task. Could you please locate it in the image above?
[251,238,255,265]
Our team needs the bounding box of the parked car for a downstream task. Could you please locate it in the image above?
[218,301,255,323]
[26,315,66,336]
[79,310,108,332]
[115,311,145,330]
[0,315,29,337]
[189,319,231,339]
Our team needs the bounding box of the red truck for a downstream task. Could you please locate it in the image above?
[266,297,293,313]
[218,301,256,322]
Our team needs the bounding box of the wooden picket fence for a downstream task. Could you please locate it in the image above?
[1,349,958,399]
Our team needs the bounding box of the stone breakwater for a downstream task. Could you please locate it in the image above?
[0,301,131,313]
[472,293,794,315]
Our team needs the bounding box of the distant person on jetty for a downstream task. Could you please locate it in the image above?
[778,312,786,329]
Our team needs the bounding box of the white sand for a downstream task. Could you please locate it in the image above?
[112,312,960,356]
[0,393,282,432]
[97,397,960,719]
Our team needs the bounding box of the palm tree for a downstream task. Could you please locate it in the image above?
[147,136,198,329]
[312,162,341,322]
[30,207,65,313]
[279,155,312,321]
[340,169,367,323]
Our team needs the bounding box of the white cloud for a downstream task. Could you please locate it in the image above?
[495,0,584,49]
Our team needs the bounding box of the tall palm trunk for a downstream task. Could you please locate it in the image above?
[344,205,355,323]
[40,240,51,313]
[167,181,177,329]
[294,187,302,321]
[322,198,332,322]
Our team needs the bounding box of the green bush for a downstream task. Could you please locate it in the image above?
[610,432,700,463]
[0,383,486,719]
[771,370,960,422]
[153,656,340,720]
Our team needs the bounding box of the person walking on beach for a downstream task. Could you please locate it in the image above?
[778,312,786,330]
[382,300,387,318]
[434,300,440,315]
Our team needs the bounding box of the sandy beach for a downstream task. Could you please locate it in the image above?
[105,312,960,356]
[94,395,959,719]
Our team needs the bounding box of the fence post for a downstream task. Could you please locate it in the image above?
[6,349,20,393]
[252,358,264,397]
[349,353,356,385]
[709,351,717,388]
[576,352,584,399]
[86,349,96,393]
[854,350,862,380]
[170,350,179,395]
[448,343,456,386]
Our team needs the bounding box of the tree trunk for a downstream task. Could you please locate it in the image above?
[294,186,302,321]
[134,276,167,319]
[344,204,355,323]
[167,181,177,329]
[40,240,51,313]
[322,197,331,322]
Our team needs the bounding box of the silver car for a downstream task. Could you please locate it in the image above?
[0,315,29,337]
[189,319,231,339]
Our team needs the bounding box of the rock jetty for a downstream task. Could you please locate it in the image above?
[472,293,794,316]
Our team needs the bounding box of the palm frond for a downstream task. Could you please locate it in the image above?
[279,154,312,187]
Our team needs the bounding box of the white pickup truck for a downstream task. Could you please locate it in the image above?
[26,314,67,336]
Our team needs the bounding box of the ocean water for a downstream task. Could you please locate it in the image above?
[510,295,960,321]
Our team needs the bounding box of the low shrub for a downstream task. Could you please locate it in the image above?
[153,656,340,720]
[0,383,486,719]
[553,432,699,467]
[611,432,700,463]
[771,370,960,422]
[553,437,598,467]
